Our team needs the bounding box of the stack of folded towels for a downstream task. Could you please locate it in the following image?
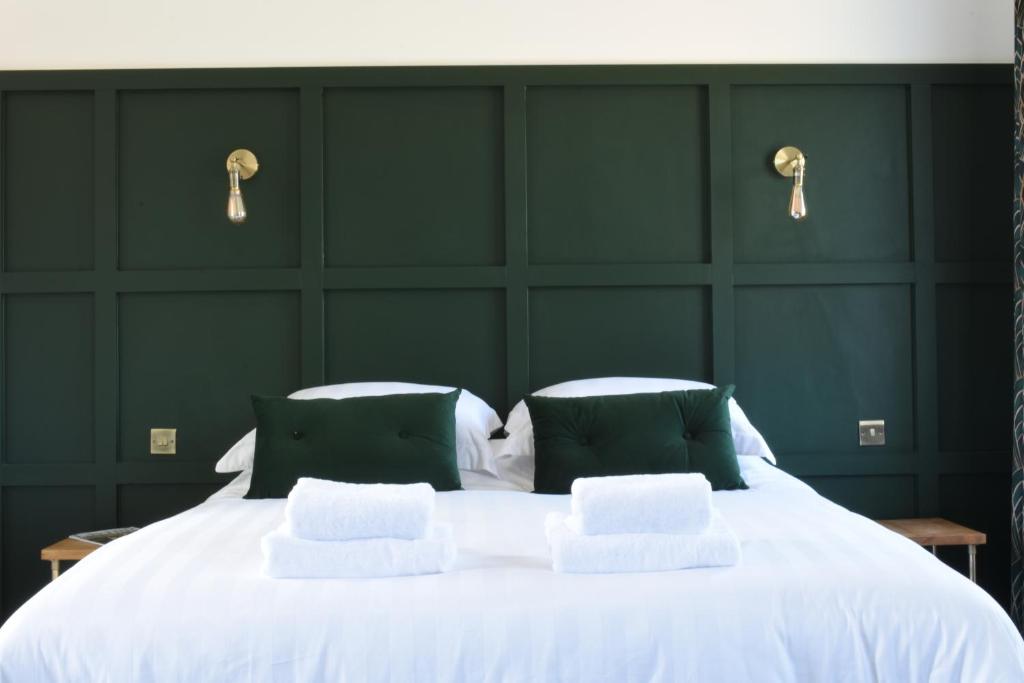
[545,473,741,573]
[261,478,457,578]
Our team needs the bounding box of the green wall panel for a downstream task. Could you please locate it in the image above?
[118,89,300,270]
[932,85,1013,263]
[528,286,711,390]
[939,473,1011,607]
[2,486,94,620]
[324,289,506,412]
[735,285,914,454]
[732,86,911,263]
[2,91,94,271]
[324,87,504,267]
[526,86,708,265]
[801,475,917,519]
[0,65,1012,617]
[936,284,1013,452]
[117,483,221,527]
[118,292,301,463]
[3,294,94,464]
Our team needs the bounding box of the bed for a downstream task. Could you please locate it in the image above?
[1,458,1021,682]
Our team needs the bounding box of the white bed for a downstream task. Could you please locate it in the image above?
[1,458,1022,682]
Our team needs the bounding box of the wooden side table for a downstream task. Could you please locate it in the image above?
[41,538,98,581]
[876,517,986,583]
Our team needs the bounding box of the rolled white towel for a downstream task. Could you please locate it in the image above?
[261,523,457,578]
[567,473,712,536]
[284,478,435,541]
[545,511,740,574]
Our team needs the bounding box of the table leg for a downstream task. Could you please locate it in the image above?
[50,560,60,581]
[968,545,977,583]
[931,545,937,556]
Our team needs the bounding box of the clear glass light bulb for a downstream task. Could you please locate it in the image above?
[788,163,807,221]
[227,166,247,224]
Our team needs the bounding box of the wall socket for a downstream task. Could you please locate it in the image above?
[150,428,177,455]
[858,420,885,447]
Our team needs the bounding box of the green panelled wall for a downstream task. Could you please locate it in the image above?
[0,65,1012,619]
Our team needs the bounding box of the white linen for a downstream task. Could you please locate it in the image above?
[547,510,738,573]
[284,478,435,541]
[455,468,526,491]
[215,382,503,474]
[262,523,457,578]
[205,468,525,502]
[499,378,776,477]
[2,458,1022,682]
[567,473,712,536]
[489,435,755,494]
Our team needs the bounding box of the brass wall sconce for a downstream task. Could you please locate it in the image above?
[226,149,259,224]
[773,146,807,221]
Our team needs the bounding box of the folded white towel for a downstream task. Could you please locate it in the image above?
[567,473,712,536]
[261,523,457,578]
[545,511,740,574]
[284,478,435,541]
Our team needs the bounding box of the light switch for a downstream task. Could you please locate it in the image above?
[150,428,177,455]
[858,420,885,447]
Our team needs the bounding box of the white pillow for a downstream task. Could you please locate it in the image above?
[215,382,503,475]
[498,378,776,479]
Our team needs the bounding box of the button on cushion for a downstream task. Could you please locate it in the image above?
[525,386,746,494]
[246,390,463,499]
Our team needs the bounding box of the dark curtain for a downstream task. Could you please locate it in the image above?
[1013,0,1024,632]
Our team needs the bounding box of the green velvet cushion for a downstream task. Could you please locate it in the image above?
[526,386,748,494]
[245,390,462,499]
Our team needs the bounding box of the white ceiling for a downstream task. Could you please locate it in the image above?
[0,0,1012,70]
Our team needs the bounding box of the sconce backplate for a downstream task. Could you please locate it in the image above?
[226,149,259,180]
[773,146,805,177]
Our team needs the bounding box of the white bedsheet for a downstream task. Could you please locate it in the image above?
[1,459,1022,682]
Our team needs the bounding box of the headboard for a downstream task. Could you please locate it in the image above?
[0,65,1011,616]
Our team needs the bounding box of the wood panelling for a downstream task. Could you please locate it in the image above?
[323,87,505,267]
[2,92,94,272]
[3,295,94,464]
[734,285,914,454]
[731,85,911,264]
[324,289,507,411]
[0,65,1012,619]
[936,284,1012,452]
[526,86,708,265]
[802,475,918,519]
[118,89,301,270]
[118,292,302,463]
[528,286,711,390]
[932,85,1013,263]
[117,483,222,527]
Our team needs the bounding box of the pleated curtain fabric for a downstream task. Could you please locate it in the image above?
[1013,0,1024,633]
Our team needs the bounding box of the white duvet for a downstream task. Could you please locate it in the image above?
[1,459,1022,682]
